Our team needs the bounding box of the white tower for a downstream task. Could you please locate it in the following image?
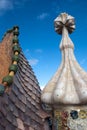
[41,13,87,130]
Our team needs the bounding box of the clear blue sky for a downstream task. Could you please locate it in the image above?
[0,0,87,89]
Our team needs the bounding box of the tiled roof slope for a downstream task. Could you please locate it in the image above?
[0,28,49,130]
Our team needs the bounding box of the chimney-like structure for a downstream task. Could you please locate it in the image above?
[41,13,87,130]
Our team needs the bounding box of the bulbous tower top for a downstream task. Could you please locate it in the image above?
[41,13,87,107]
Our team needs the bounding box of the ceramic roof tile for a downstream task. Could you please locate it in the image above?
[0,28,50,130]
[23,114,31,126]
[18,110,25,121]
[0,125,5,130]
[13,106,19,117]
[13,117,18,127]
[8,91,16,103]
[6,110,14,123]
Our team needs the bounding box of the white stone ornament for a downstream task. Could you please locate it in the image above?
[41,13,87,106]
[54,13,75,34]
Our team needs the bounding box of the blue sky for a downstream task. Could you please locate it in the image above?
[0,0,87,89]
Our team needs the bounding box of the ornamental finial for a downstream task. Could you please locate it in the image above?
[54,12,75,34]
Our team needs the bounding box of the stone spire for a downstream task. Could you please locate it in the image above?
[41,13,87,106]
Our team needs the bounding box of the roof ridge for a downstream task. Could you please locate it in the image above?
[0,26,20,95]
[2,26,19,41]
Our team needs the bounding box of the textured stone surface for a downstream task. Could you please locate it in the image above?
[67,109,87,130]
[54,108,87,130]
[0,29,49,130]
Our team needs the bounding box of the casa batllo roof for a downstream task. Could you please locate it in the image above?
[0,27,49,130]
